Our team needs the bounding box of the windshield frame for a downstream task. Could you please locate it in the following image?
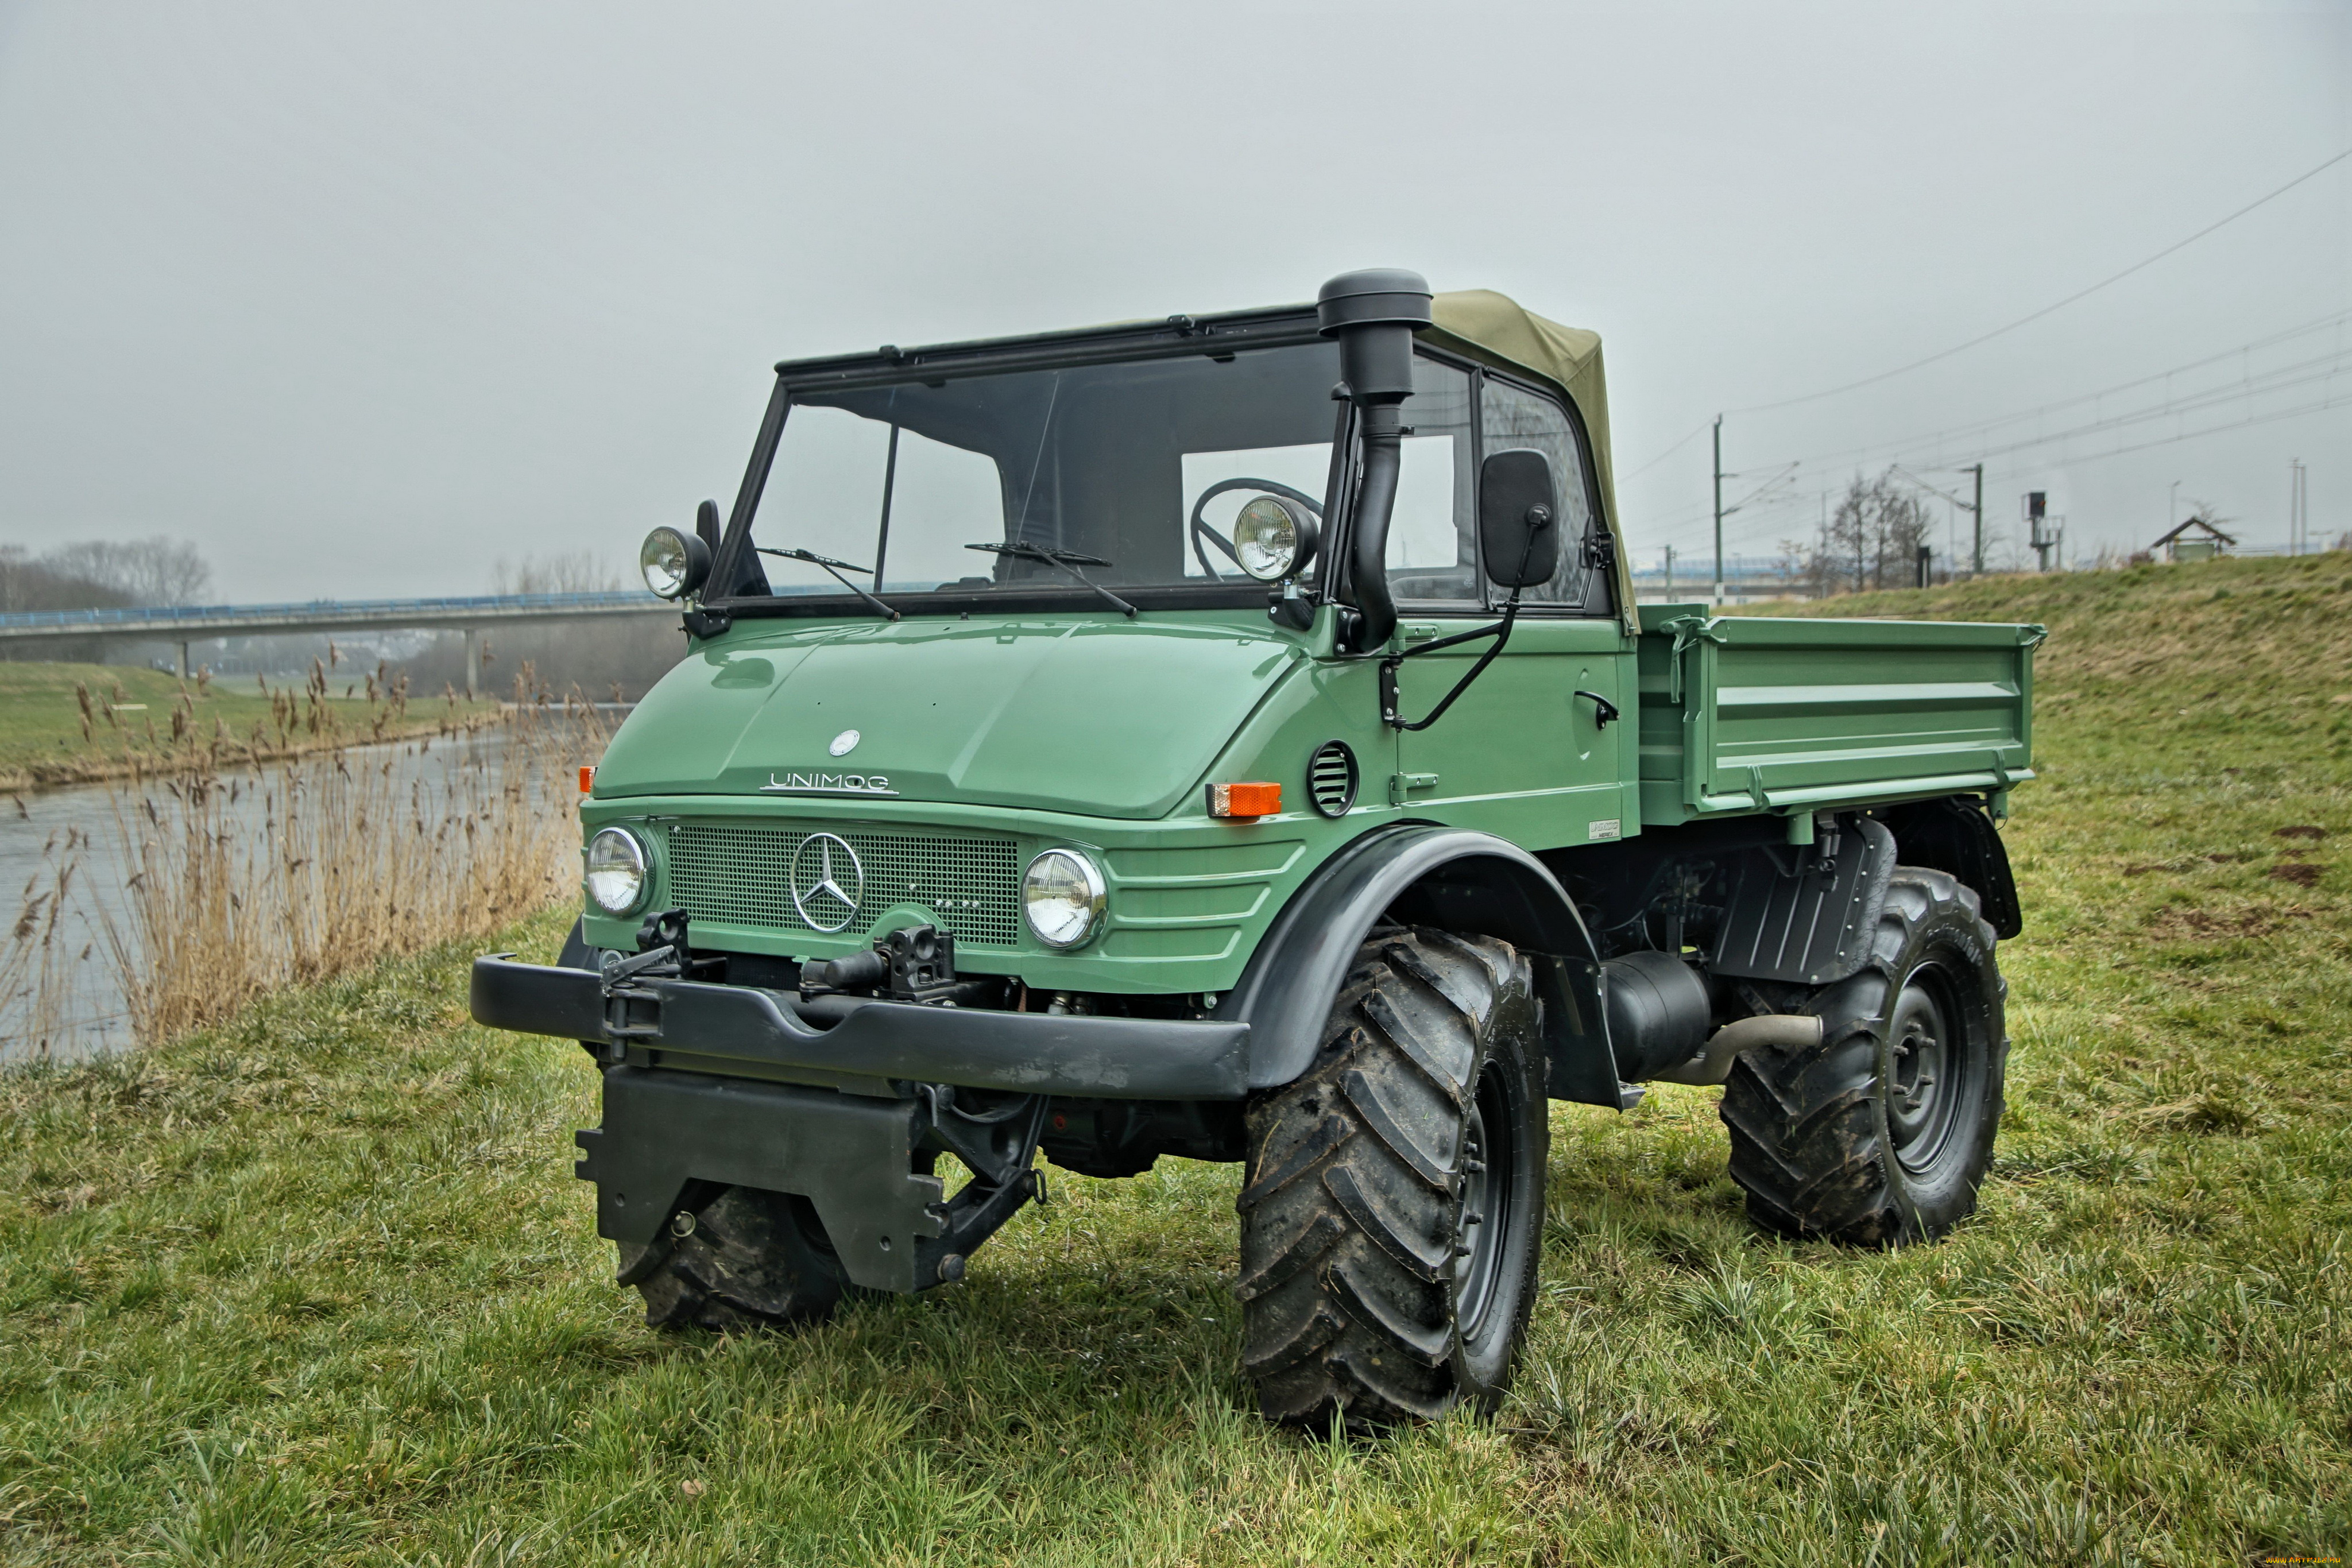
[702,307,1352,620]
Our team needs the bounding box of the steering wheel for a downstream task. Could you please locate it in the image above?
[1189,478,1325,582]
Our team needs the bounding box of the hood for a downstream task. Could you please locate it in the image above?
[595,615,1303,819]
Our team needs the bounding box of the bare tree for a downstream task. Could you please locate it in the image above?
[1788,472,1936,596]
[493,552,619,595]
[0,547,134,614]
[39,536,212,606]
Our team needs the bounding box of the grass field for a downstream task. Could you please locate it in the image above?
[2,555,2346,1565]
[0,662,490,792]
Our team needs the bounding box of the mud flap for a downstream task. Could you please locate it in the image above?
[1531,952,1635,1108]
[1708,815,1897,986]
[576,1067,945,1294]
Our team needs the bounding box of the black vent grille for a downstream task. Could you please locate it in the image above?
[1307,740,1358,818]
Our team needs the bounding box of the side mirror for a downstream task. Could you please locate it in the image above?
[1479,448,1561,587]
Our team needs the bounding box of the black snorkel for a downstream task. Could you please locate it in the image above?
[1318,268,1434,655]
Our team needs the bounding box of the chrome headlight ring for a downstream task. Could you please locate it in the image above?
[1022,847,1108,950]
[583,826,651,917]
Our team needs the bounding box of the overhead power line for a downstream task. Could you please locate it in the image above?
[1724,145,2352,416]
[1620,420,1712,483]
[1767,307,2352,475]
[1959,349,2351,463]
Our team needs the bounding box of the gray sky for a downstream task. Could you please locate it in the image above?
[1,1,2345,601]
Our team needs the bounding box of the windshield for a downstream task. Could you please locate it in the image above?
[737,342,1344,599]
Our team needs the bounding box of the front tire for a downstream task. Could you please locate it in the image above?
[1721,868,2007,1245]
[1236,928,1548,1427]
[626,1186,856,1331]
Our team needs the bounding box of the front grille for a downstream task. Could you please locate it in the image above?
[666,822,1024,947]
[1308,740,1359,818]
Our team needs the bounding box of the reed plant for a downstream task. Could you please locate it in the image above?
[1,660,603,1052]
[0,827,91,1056]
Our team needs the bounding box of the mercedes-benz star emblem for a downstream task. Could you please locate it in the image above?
[789,833,864,933]
[829,729,860,757]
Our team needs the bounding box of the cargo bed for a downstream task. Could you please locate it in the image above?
[1635,604,2042,828]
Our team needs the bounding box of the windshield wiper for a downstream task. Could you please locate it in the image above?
[964,542,1136,618]
[757,547,899,621]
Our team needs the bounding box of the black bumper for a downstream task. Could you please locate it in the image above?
[469,954,1252,1101]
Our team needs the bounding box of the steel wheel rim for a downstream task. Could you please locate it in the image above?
[1887,967,1964,1174]
[1456,1064,1515,1339]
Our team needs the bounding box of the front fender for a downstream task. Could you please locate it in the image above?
[1216,825,1619,1101]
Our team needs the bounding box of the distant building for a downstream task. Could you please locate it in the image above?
[2150,516,2236,563]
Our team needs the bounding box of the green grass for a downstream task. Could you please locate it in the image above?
[0,663,490,791]
[2,556,2348,1565]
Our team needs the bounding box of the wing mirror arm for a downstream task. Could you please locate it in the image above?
[1380,447,1563,732]
[1379,589,1526,731]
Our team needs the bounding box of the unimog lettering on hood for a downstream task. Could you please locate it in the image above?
[472,268,2041,1431]
[761,772,896,796]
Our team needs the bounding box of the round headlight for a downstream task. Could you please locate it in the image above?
[640,525,711,601]
[583,827,650,916]
[1233,495,1317,582]
[1022,848,1107,949]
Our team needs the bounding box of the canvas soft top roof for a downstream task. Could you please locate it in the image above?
[1425,290,1636,631]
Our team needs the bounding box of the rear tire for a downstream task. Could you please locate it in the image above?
[626,1186,856,1331]
[1721,868,2006,1245]
[1237,928,1548,1427]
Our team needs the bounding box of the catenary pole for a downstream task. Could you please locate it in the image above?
[1712,416,1724,603]
[1970,463,1984,575]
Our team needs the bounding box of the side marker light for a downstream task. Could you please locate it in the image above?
[578,766,595,795]
[1208,781,1281,818]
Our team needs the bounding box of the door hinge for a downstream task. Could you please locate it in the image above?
[1389,772,1439,804]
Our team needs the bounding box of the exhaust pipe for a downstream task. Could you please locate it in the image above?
[1649,1013,1824,1087]
[1317,269,1432,653]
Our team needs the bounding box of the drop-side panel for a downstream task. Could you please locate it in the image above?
[1637,606,2040,826]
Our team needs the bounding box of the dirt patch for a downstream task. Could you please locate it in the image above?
[2273,824,2329,841]
[2144,906,2312,941]
[2269,862,2323,888]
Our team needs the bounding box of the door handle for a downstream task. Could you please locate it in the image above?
[1574,690,1619,729]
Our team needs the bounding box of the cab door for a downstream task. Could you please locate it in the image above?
[1384,359,1635,850]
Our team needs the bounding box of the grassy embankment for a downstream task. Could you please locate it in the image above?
[0,661,493,793]
[2,554,2346,1565]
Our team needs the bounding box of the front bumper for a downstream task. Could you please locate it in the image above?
[468,954,1252,1101]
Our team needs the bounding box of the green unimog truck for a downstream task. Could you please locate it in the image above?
[471,269,2040,1427]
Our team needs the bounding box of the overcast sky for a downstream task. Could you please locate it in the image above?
[1,1,2345,601]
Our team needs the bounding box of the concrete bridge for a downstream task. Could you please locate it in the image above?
[0,591,676,694]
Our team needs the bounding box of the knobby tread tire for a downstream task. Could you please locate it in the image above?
[628,1186,854,1332]
[1721,867,2007,1246]
[1237,927,1547,1428]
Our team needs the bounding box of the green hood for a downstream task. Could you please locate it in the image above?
[595,615,1302,819]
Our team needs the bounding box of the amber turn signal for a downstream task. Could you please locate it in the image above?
[578,766,595,795]
[1208,781,1281,818]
